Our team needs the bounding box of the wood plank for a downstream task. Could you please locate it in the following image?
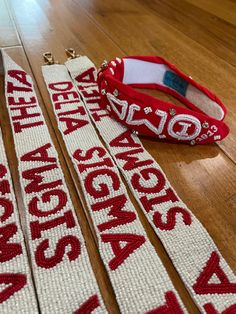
[0,46,120,314]
[0,0,20,47]
[76,0,236,162]
[186,0,236,27]
[136,0,236,67]
[6,0,236,312]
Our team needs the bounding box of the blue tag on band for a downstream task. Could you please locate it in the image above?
[163,71,188,96]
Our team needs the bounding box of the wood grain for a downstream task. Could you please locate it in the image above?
[186,0,236,26]
[0,0,235,313]
[137,0,236,67]
[0,0,20,47]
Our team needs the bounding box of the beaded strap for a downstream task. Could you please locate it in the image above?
[65,55,236,314]
[1,50,106,313]
[42,63,187,313]
[0,128,38,313]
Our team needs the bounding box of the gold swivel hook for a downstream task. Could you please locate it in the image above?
[43,52,58,65]
[65,48,80,60]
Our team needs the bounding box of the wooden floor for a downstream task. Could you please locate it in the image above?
[0,0,236,313]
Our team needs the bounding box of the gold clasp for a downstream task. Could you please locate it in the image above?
[43,52,58,65]
[65,48,80,60]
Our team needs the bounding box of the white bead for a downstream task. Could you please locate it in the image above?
[113,89,119,97]
[202,121,209,128]
[144,107,152,114]
[169,108,176,116]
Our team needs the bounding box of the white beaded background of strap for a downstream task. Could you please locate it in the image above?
[65,55,236,314]
[1,50,106,314]
[42,61,187,313]
[0,128,38,314]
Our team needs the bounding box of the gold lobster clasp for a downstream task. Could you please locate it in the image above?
[65,48,80,60]
[43,52,58,65]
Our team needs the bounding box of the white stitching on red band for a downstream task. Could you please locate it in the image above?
[1,50,106,314]
[65,55,236,313]
[98,56,229,145]
[42,62,187,313]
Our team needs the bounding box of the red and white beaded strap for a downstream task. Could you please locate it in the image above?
[65,56,236,314]
[0,128,38,313]
[1,50,106,313]
[42,63,187,313]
